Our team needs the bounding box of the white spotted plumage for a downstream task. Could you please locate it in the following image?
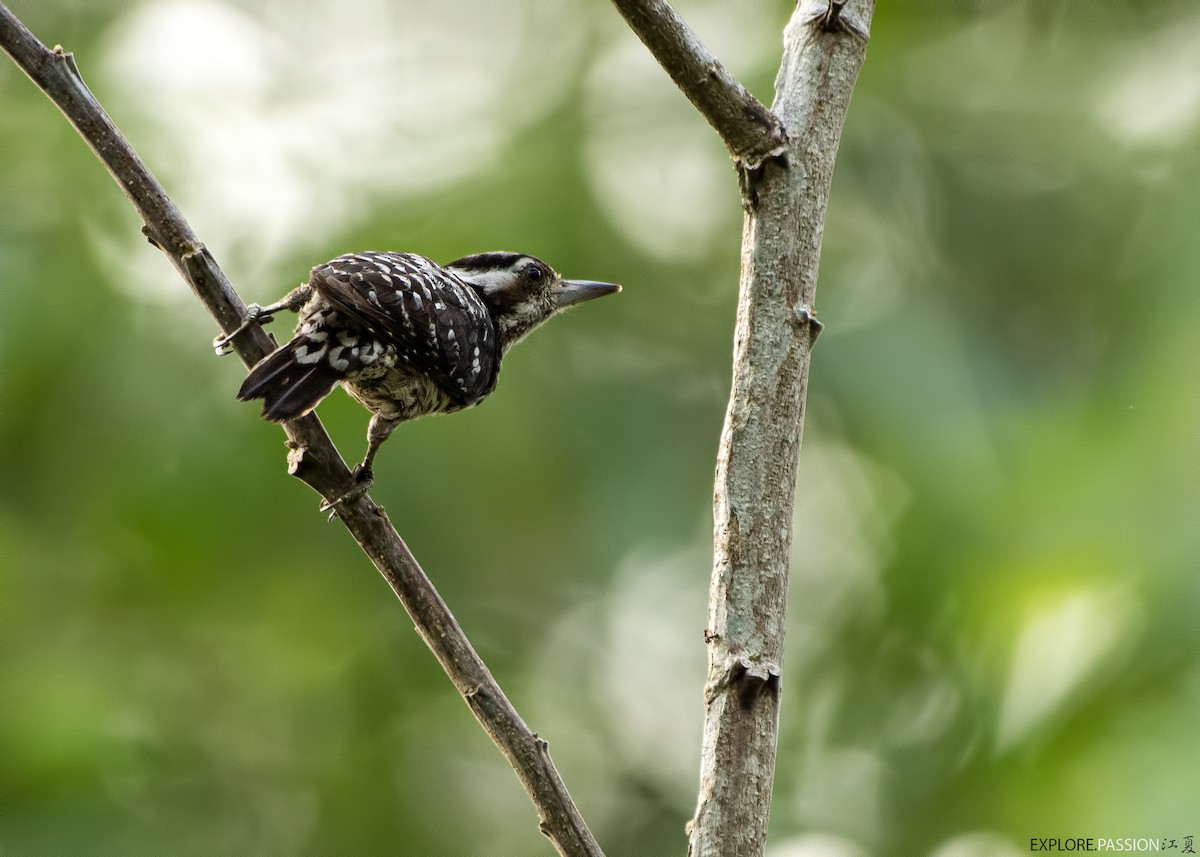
[235,249,619,492]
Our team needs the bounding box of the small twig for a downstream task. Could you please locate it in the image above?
[0,5,601,855]
[814,0,846,32]
[809,0,871,39]
[607,0,787,168]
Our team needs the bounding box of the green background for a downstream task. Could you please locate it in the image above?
[1,2,1196,855]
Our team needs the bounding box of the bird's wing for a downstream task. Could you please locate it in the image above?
[309,252,500,404]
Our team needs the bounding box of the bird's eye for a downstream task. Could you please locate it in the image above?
[525,264,543,282]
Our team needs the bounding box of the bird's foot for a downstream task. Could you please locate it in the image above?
[318,464,374,520]
[213,304,273,355]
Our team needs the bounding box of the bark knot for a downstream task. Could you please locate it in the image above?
[792,304,824,345]
[706,655,781,708]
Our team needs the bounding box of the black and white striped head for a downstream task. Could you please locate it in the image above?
[445,252,620,350]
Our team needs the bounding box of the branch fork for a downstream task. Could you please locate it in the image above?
[2,0,873,854]
[609,1,873,854]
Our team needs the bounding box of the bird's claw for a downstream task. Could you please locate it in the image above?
[318,465,374,520]
[213,304,273,355]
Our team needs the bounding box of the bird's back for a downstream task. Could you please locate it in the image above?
[310,252,500,406]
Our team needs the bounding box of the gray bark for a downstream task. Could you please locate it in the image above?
[610,0,874,853]
[695,4,872,854]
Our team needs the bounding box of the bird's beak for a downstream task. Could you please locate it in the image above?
[556,279,621,308]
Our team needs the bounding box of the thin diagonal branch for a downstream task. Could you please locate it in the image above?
[608,0,786,166]
[610,0,873,854]
[0,5,601,856]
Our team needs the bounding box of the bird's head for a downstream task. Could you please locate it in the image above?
[446,252,620,350]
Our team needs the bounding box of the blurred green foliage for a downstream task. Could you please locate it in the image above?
[1,2,1196,855]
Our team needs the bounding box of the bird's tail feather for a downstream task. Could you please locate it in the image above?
[237,339,342,422]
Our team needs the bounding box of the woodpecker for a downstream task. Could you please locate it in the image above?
[216,251,620,508]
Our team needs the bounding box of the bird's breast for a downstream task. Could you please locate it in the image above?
[342,364,466,422]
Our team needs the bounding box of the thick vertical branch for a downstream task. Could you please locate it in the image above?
[695,3,872,855]
[608,0,872,852]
